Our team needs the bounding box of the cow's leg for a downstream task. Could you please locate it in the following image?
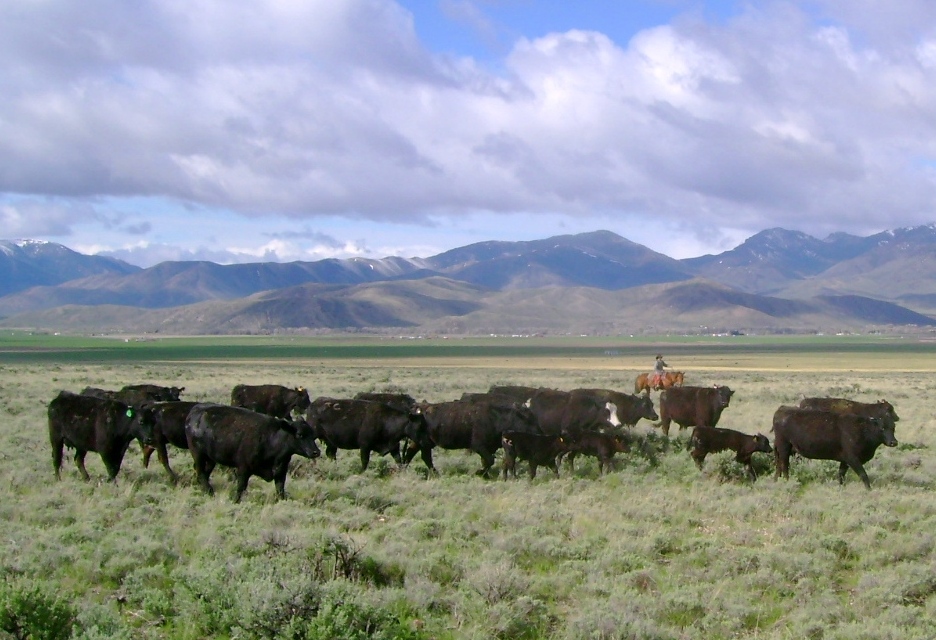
[359,448,371,472]
[476,450,496,478]
[402,440,420,465]
[690,449,706,470]
[102,454,122,482]
[233,470,251,503]
[501,454,514,480]
[51,437,64,480]
[193,456,215,495]
[156,444,178,483]
[418,447,437,475]
[75,450,91,482]
[660,418,671,437]
[142,445,155,468]
[549,460,560,478]
[773,440,790,480]
[274,473,288,500]
[325,444,337,461]
[736,453,757,481]
[389,443,403,466]
[563,451,576,471]
[528,462,538,479]
[600,455,614,474]
[745,462,758,482]
[840,459,872,489]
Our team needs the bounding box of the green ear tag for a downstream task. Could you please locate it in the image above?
[126,409,134,418]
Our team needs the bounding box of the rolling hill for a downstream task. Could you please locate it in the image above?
[2,226,936,335]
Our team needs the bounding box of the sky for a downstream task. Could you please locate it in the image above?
[4,0,936,267]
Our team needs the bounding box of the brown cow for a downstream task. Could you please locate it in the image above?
[798,397,899,426]
[772,405,897,489]
[658,385,734,437]
[689,426,772,481]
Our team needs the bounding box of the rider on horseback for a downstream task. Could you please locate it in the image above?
[650,354,669,388]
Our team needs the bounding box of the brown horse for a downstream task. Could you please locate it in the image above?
[634,371,685,393]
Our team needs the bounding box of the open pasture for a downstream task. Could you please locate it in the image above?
[2,335,936,639]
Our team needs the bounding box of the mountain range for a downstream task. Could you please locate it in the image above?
[2,225,936,335]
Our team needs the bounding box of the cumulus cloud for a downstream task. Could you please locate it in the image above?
[3,0,936,260]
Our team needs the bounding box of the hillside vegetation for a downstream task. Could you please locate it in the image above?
[4,227,936,335]
[1,338,935,638]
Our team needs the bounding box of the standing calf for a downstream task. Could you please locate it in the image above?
[501,431,570,479]
[689,426,772,481]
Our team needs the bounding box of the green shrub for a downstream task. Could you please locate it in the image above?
[0,578,76,640]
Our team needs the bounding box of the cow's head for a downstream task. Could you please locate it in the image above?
[715,385,734,407]
[753,433,772,454]
[877,399,899,422]
[637,394,659,421]
[870,417,898,448]
[290,387,312,415]
[405,407,432,447]
[126,403,157,446]
[611,433,632,453]
[285,418,322,459]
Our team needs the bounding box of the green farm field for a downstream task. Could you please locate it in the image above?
[2,334,936,639]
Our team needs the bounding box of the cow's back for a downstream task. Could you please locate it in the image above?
[187,404,275,465]
[49,391,125,449]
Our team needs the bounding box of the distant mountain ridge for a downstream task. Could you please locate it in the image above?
[0,239,139,298]
[2,225,936,335]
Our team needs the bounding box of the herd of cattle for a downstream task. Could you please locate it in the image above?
[46,380,901,501]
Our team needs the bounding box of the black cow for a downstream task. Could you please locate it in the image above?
[564,431,632,474]
[772,406,898,489]
[141,400,201,482]
[487,385,547,403]
[407,398,540,477]
[353,391,417,411]
[573,388,659,427]
[799,397,899,426]
[306,397,430,471]
[121,384,185,401]
[48,390,156,481]
[185,404,321,502]
[658,385,734,437]
[80,386,158,408]
[230,384,311,419]
[526,388,620,437]
[689,426,772,481]
[501,431,570,479]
